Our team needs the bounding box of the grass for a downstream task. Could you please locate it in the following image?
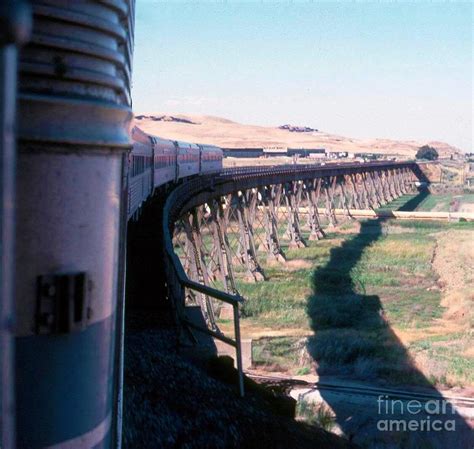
[237,240,335,327]
[235,216,473,388]
[307,329,379,365]
[175,199,472,389]
[394,219,474,230]
[378,192,474,212]
[296,367,311,376]
[416,194,453,211]
[380,289,443,329]
[376,194,418,212]
[296,400,335,432]
[417,193,474,212]
[252,337,301,370]
[409,333,474,386]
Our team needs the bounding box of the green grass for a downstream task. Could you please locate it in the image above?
[409,333,474,386]
[236,216,472,388]
[394,219,474,230]
[305,220,451,384]
[252,337,301,370]
[296,400,335,431]
[416,194,453,211]
[237,236,341,327]
[380,289,443,329]
[379,192,474,213]
[376,194,418,212]
[295,366,311,376]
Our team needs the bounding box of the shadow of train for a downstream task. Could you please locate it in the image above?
[305,192,473,448]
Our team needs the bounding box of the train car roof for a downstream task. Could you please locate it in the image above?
[175,140,200,150]
[199,144,223,151]
[132,126,177,150]
[131,125,152,145]
[150,135,176,149]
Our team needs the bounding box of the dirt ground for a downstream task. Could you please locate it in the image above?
[431,230,473,327]
[459,203,474,214]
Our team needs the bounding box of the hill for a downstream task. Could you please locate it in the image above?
[135,114,462,158]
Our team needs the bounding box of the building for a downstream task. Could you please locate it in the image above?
[222,148,264,158]
[287,148,326,158]
[262,146,288,157]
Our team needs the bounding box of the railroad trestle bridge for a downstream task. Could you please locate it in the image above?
[162,161,424,394]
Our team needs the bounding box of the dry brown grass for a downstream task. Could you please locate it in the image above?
[367,239,428,259]
[459,203,474,214]
[280,259,313,270]
[432,230,474,327]
[135,114,462,158]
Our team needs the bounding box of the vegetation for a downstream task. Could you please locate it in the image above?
[228,214,474,388]
[377,192,474,213]
[296,400,335,432]
[415,145,439,160]
[409,333,474,386]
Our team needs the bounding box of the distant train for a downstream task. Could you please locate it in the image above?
[128,126,223,218]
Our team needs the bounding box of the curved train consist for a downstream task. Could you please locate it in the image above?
[128,126,223,218]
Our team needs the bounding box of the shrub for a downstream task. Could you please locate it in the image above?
[416,145,439,161]
[296,400,335,431]
[307,294,364,329]
[353,357,380,379]
[307,330,378,365]
[307,294,383,330]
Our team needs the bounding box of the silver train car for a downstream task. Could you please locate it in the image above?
[200,144,225,174]
[153,135,178,186]
[128,127,223,218]
[129,127,154,217]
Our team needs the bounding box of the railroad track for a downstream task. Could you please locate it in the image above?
[246,372,474,410]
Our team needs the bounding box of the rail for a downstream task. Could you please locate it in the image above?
[163,175,246,396]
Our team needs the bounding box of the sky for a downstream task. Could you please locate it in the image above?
[132,1,473,152]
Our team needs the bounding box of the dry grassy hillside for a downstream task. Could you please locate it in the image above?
[135,114,462,158]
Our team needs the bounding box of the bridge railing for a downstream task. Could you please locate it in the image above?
[162,176,245,397]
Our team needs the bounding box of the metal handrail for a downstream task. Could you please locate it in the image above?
[162,177,245,397]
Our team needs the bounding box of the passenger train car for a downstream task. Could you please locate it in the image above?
[200,144,225,174]
[152,135,177,186]
[128,126,223,218]
[176,140,201,179]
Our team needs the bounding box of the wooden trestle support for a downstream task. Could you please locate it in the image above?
[172,166,416,324]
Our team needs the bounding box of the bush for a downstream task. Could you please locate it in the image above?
[307,294,364,329]
[353,357,380,379]
[307,293,383,330]
[307,330,378,365]
[416,145,439,161]
[296,400,335,431]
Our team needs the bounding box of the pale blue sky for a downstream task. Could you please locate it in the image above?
[132,1,473,152]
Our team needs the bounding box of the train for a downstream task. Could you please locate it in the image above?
[128,126,224,218]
